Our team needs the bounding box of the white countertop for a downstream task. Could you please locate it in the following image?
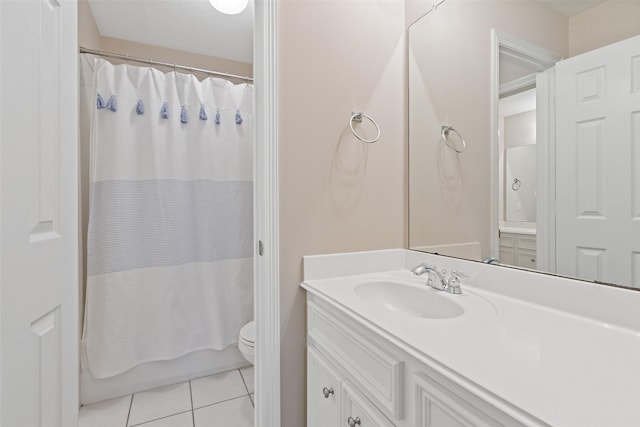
[301,251,640,427]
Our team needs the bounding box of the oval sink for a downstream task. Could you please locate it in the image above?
[354,281,464,319]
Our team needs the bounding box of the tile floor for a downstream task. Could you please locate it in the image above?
[79,366,254,427]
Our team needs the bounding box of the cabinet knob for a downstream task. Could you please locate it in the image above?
[322,386,334,398]
[347,416,361,426]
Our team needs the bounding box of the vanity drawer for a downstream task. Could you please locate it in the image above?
[516,235,536,251]
[414,373,506,427]
[498,234,515,248]
[308,301,404,420]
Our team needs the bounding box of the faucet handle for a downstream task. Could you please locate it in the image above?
[446,278,462,294]
[451,270,469,279]
[446,270,467,294]
[446,274,462,294]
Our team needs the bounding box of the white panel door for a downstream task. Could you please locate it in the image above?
[556,35,640,287]
[0,1,79,426]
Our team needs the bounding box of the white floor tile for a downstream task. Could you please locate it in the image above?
[190,370,247,409]
[79,394,132,427]
[240,366,254,394]
[193,396,254,427]
[133,411,193,427]
[128,382,192,426]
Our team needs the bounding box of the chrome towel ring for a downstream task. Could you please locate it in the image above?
[441,124,466,153]
[350,112,380,143]
[512,178,521,191]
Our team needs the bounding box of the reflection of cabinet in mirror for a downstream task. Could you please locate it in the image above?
[499,231,537,269]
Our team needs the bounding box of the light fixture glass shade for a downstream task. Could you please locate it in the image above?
[208,0,248,15]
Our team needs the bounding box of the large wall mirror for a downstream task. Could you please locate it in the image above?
[408,0,640,289]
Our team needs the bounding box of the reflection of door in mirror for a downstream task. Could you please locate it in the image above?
[554,35,640,287]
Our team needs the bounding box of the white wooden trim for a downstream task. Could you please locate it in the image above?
[495,30,563,67]
[499,72,537,97]
[0,3,3,422]
[490,30,500,259]
[490,29,560,261]
[535,69,556,272]
[253,0,280,425]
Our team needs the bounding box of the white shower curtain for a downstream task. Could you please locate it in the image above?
[81,57,254,379]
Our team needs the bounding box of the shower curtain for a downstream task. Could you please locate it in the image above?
[81,57,254,379]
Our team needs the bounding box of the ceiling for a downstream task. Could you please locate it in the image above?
[537,0,606,17]
[87,0,253,64]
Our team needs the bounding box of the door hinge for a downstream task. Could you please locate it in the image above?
[258,240,264,256]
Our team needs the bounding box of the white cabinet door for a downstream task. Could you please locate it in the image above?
[555,34,640,287]
[341,380,394,427]
[0,1,79,426]
[414,374,501,427]
[308,346,341,427]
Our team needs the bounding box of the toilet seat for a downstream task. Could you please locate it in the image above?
[238,321,255,365]
[239,321,255,345]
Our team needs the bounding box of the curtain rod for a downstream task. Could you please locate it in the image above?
[79,46,254,83]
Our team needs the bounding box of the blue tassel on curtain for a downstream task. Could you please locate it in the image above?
[181,106,188,124]
[97,94,105,109]
[106,95,117,112]
[215,110,221,125]
[161,102,169,119]
[199,105,208,121]
[136,100,145,115]
[235,110,243,125]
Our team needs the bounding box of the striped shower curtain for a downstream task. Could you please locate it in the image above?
[81,58,253,379]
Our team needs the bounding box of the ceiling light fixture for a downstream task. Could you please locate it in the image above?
[208,0,248,15]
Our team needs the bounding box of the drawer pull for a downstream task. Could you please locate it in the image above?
[347,416,361,426]
[322,386,334,398]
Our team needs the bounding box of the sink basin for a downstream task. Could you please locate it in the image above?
[354,281,464,319]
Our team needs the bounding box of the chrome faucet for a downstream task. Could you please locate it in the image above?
[411,263,467,294]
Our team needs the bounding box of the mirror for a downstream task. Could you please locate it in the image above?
[408,0,640,289]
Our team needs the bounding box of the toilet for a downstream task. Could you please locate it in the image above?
[238,321,255,365]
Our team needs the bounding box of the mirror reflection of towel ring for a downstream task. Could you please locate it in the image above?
[512,178,521,191]
[441,124,466,153]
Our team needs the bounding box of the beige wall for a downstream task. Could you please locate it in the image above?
[569,0,640,57]
[99,37,252,79]
[407,0,567,258]
[278,0,407,424]
[79,0,102,51]
[78,0,251,79]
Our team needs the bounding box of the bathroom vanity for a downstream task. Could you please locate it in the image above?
[301,249,640,427]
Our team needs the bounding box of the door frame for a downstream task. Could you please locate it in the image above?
[490,29,561,262]
[535,68,556,272]
[254,0,281,425]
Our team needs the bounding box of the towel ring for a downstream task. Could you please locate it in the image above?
[441,124,466,153]
[350,112,380,143]
[512,178,521,191]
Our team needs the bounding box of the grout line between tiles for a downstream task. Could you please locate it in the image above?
[189,381,196,427]
[239,368,250,395]
[192,394,249,412]
[129,409,193,427]
[125,394,134,427]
